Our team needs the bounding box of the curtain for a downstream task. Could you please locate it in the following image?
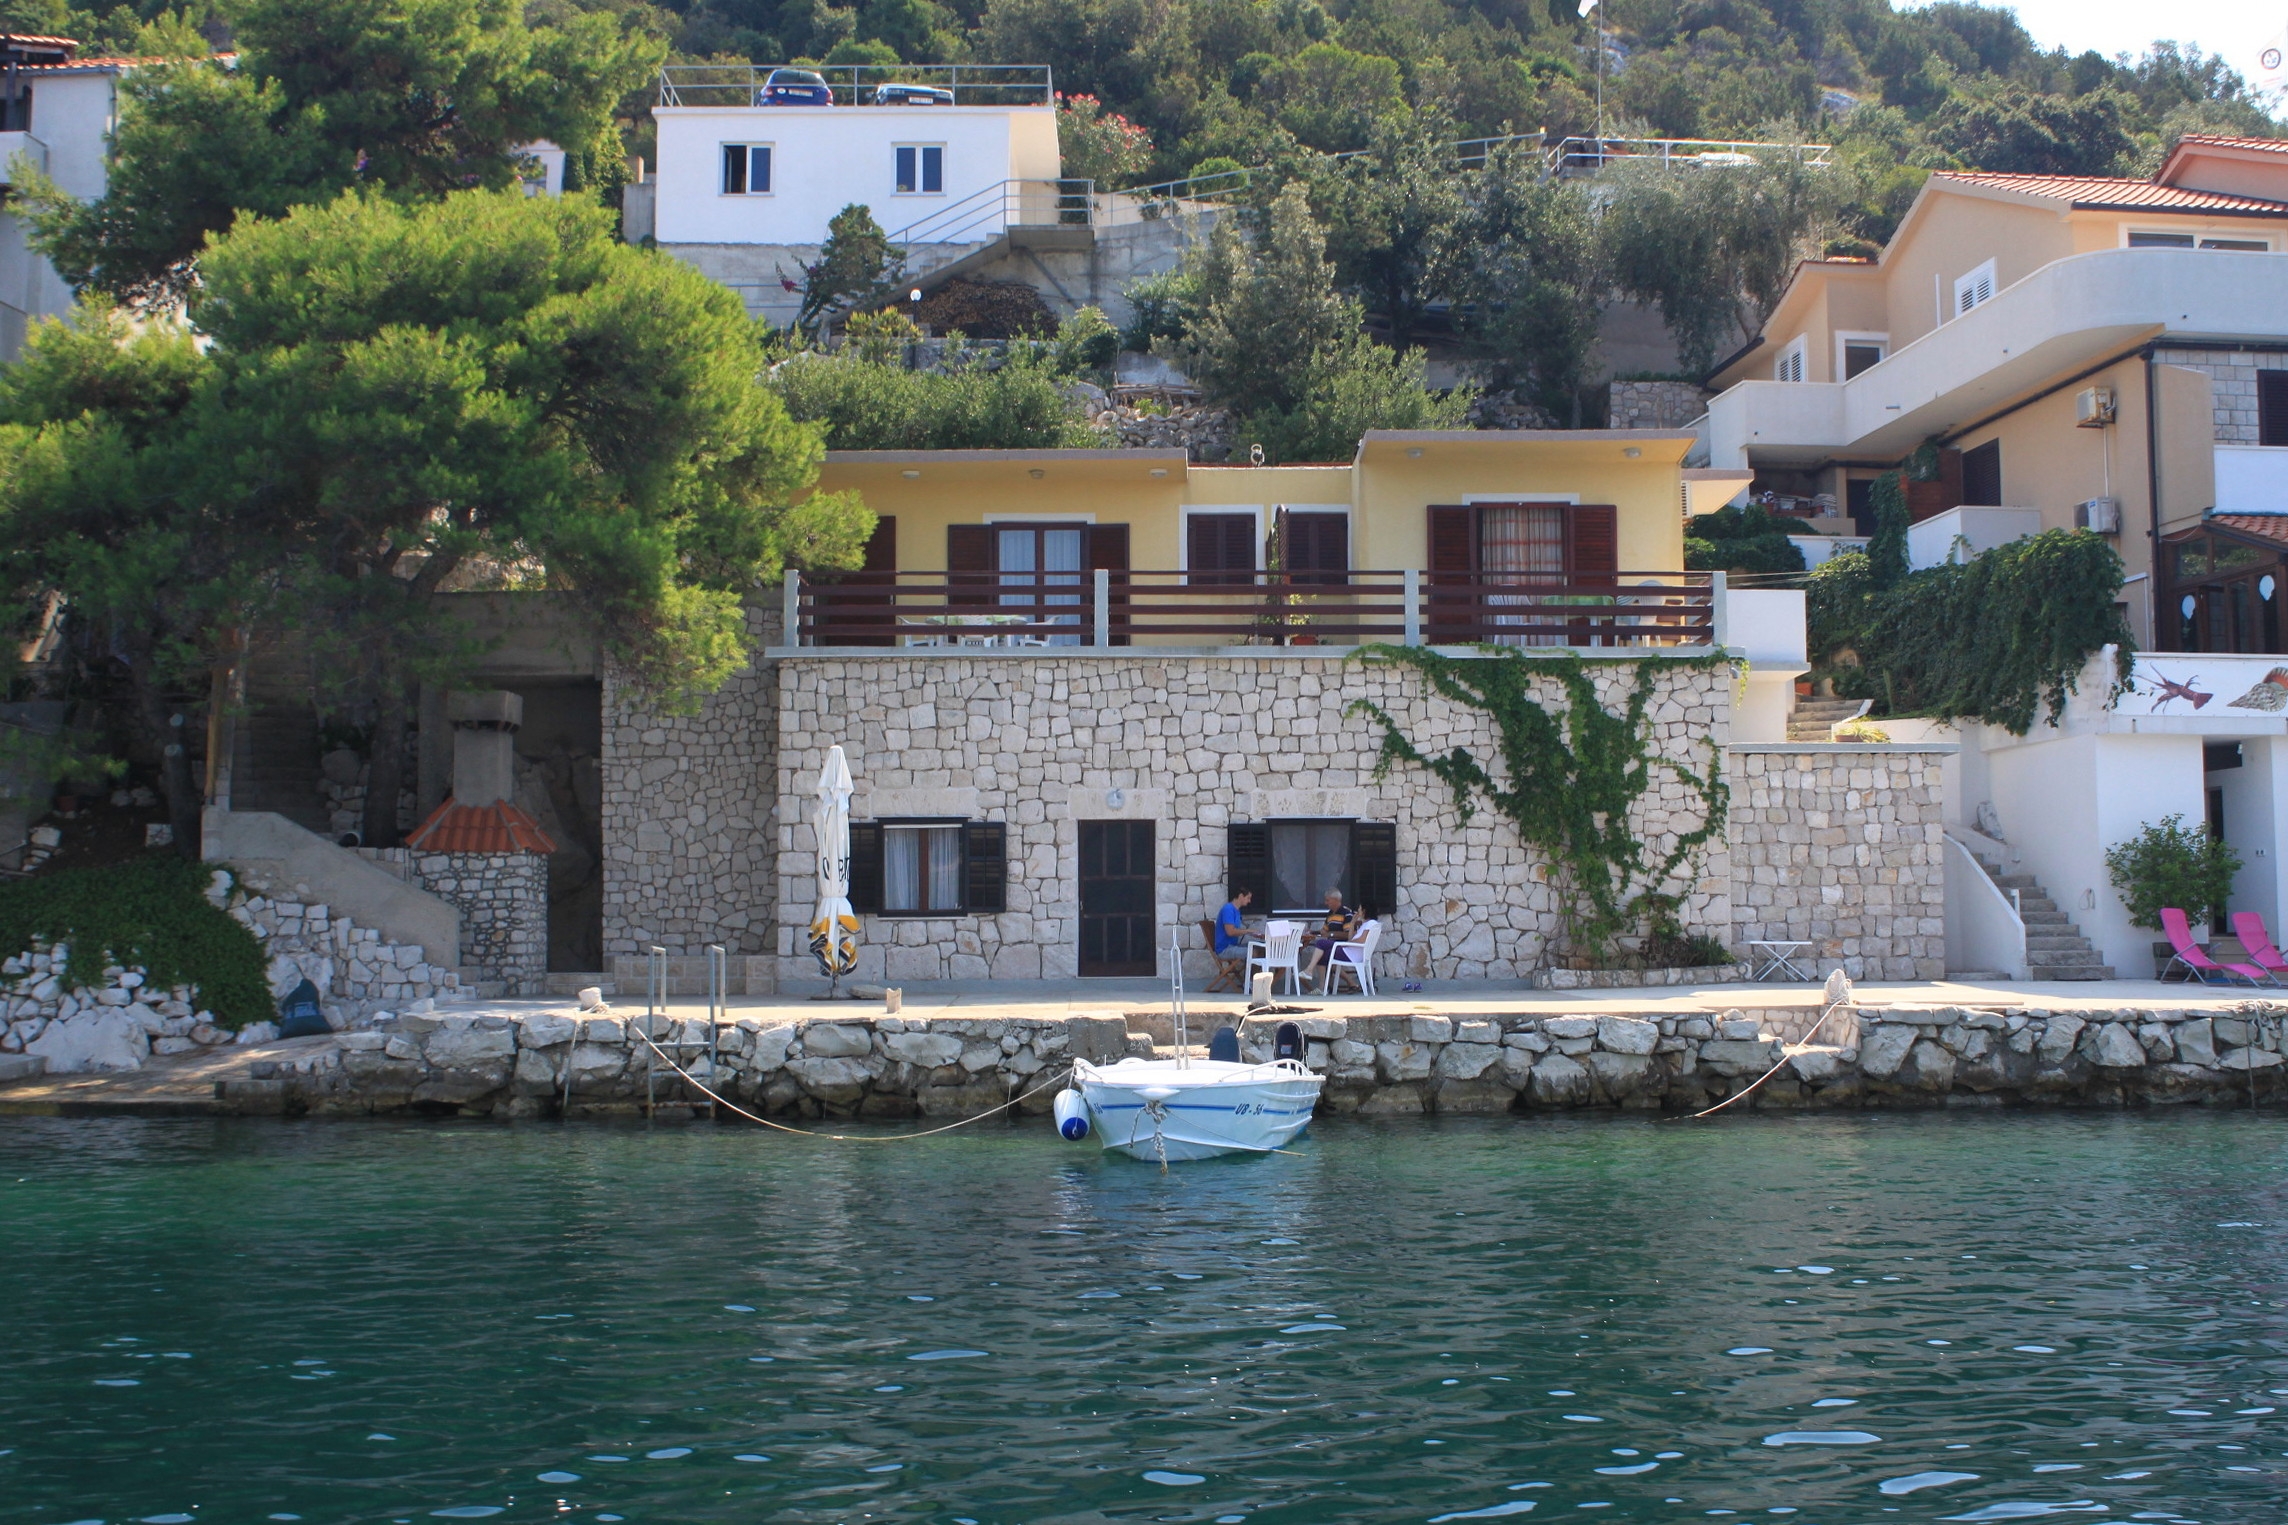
[884,828,922,911]
[926,825,963,910]
[1480,503,1564,646]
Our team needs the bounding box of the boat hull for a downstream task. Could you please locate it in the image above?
[1072,1058,1324,1161]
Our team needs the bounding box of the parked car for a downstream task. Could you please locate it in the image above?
[872,82,954,105]
[756,68,833,105]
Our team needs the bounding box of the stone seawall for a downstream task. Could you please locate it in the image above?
[214,1002,2288,1118]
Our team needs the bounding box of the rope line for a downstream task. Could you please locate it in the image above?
[1681,994,1852,1120]
[626,1028,1075,1141]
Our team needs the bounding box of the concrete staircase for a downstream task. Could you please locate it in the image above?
[1978,860,2114,980]
[1787,695,1871,742]
[227,651,329,835]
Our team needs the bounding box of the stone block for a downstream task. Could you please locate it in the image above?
[884,1031,963,1068]
[1900,1039,1957,1091]
[1543,1016,1598,1040]
[2220,1047,2284,1070]
[1436,1042,1500,1080]
[1585,1049,1652,1096]
[1595,1015,1658,1055]
[1699,1038,1779,1075]
[2175,1018,2218,1067]
[2035,1016,2085,1066]
[803,1022,873,1058]
[521,1011,577,1048]
[1527,1054,1591,1105]
[424,1023,515,1067]
[1858,1024,1916,1079]
[1408,1015,1455,1043]
[1377,1041,1436,1083]
[2082,1023,2147,1071]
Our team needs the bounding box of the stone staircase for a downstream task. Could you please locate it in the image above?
[227,648,329,835]
[1787,695,1870,742]
[1977,859,2114,980]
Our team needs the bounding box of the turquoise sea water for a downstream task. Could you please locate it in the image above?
[3,1111,2285,1525]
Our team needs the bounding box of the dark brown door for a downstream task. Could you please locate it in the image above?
[816,516,896,645]
[1078,819,1155,977]
[1188,512,1256,584]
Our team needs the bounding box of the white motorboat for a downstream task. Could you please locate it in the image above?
[1050,925,1325,1161]
[1059,1055,1325,1161]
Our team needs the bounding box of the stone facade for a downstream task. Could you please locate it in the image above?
[771,654,1735,987]
[1725,744,1947,980]
[601,605,781,961]
[2154,346,2284,446]
[1608,380,1712,430]
[410,851,547,995]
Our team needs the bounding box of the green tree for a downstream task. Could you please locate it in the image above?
[187,188,870,844]
[1255,42,1405,152]
[1058,93,1155,185]
[1929,86,2137,176]
[795,203,905,340]
[1683,504,1807,576]
[22,0,663,306]
[771,344,1107,450]
[1865,471,1909,590]
[1313,112,1468,350]
[2106,814,2241,932]
[1440,145,1600,422]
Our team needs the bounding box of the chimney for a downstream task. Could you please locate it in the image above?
[446,690,522,807]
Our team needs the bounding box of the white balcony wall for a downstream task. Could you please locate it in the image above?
[653,105,1059,248]
[1789,534,1867,568]
[2215,445,2288,513]
[1905,505,2044,570]
[1943,833,2028,980]
[1718,588,1807,743]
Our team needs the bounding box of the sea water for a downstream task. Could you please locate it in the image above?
[1,1111,2283,1523]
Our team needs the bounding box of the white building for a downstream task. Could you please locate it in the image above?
[0,34,128,360]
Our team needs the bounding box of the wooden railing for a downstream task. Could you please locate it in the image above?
[787,569,1719,649]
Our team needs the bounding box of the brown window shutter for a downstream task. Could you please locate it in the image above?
[1349,820,1397,921]
[948,523,992,612]
[1428,504,1474,572]
[2262,372,2288,448]
[829,515,896,647]
[863,515,897,571]
[1088,523,1131,645]
[847,821,884,914]
[962,821,1006,913]
[1286,512,1349,585]
[1227,822,1271,905]
[1427,504,1474,643]
[1569,505,1618,584]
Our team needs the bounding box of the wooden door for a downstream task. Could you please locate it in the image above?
[1078,819,1155,977]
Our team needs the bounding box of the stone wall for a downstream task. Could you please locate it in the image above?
[411,851,547,995]
[1726,744,1948,980]
[601,605,780,962]
[773,654,1735,986]
[1608,381,1711,430]
[2154,346,2279,446]
[211,1000,2288,1118]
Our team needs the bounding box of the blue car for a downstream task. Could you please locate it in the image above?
[756,68,833,105]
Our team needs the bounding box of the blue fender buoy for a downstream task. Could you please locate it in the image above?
[1052,1088,1090,1141]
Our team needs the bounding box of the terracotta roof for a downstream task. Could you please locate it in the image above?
[2176,135,2288,156]
[405,797,558,854]
[1932,170,2288,215]
[0,33,80,46]
[2212,515,2288,547]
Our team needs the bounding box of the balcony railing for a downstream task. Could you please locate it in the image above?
[784,569,1718,650]
[658,63,1054,108]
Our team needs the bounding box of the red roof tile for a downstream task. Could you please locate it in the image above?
[406,798,558,854]
[2176,135,2288,156]
[2212,515,2288,547]
[1933,170,2288,215]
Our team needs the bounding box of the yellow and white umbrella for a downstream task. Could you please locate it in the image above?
[809,744,861,993]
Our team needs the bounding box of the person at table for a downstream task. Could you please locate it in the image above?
[1299,888,1361,982]
[1215,888,1254,959]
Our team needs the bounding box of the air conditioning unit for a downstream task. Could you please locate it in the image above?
[2075,385,2116,427]
[2077,497,2121,534]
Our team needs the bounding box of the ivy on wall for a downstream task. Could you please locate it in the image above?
[0,858,271,1028]
[1343,646,1732,967]
[1807,529,2134,735]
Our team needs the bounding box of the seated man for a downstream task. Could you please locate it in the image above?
[1299,887,1360,982]
[1215,888,1254,960]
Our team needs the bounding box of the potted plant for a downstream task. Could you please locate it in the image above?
[2104,813,2242,974]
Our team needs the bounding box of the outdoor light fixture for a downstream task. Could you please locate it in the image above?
[1406,447,1423,458]
[909,288,921,303]
[1148,467,1168,477]
[901,469,921,479]
[1623,447,1642,458]
[1029,468,1045,478]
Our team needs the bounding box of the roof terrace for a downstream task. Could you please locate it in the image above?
[657,63,1054,109]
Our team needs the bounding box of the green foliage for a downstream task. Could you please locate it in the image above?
[796,204,904,340]
[2105,813,2241,933]
[771,342,1108,450]
[1253,42,1405,153]
[1057,93,1154,185]
[1865,471,1908,589]
[22,0,664,306]
[1809,529,2135,735]
[1118,263,1201,352]
[1439,144,1602,420]
[1930,85,2137,176]
[0,858,272,1029]
[1343,646,1731,965]
[1682,505,1806,576]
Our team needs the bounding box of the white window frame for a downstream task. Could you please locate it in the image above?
[1835,330,1888,380]
[720,142,773,196]
[1952,259,1996,318]
[893,142,945,195]
[1773,334,1808,384]
[2121,225,2276,252]
[1178,504,1264,572]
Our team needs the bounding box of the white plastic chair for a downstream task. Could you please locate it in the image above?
[1246,919,1303,997]
[1320,919,1382,996]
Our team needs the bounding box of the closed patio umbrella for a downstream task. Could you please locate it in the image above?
[809,744,860,997]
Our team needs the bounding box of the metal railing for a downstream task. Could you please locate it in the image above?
[1098,167,1252,225]
[659,63,1054,108]
[1548,136,1834,175]
[786,568,1717,650]
[887,177,1095,246]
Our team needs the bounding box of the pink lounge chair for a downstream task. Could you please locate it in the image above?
[2229,911,2288,985]
[2160,907,2270,985]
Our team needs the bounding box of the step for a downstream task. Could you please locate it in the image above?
[2038,965,2115,981]
[2025,935,2097,953]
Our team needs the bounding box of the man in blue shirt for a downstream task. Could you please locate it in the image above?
[1215,889,1253,955]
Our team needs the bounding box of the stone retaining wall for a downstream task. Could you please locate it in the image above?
[218,1002,2288,1118]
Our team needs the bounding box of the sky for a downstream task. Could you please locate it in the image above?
[1901,0,2284,76]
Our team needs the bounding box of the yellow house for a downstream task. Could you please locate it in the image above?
[788,429,1741,651]
[1704,135,2288,653]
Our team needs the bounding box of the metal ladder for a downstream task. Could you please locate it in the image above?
[638,944,724,1117]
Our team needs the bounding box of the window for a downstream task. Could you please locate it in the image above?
[2260,371,2288,448]
[847,820,1006,915]
[1952,259,1995,317]
[1773,335,1807,383]
[1277,508,1350,585]
[1425,501,1619,645]
[1960,440,2002,506]
[721,143,771,195]
[946,522,1130,644]
[1228,820,1398,919]
[1837,333,1887,379]
[2129,229,2272,251]
[894,144,944,194]
[1185,511,1257,584]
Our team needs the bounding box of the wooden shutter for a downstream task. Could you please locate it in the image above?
[1427,503,1474,643]
[847,821,884,914]
[1290,513,1349,584]
[1568,505,1618,584]
[1227,821,1271,905]
[2260,371,2288,448]
[1088,523,1131,645]
[962,821,1006,913]
[1960,441,2001,507]
[827,515,896,647]
[948,523,992,613]
[1350,821,1397,921]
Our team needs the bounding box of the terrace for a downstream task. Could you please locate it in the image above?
[657,62,1056,108]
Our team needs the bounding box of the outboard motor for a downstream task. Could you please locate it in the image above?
[1273,1021,1304,1062]
[1207,1025,1241,1063]
[1052,1089,1091,1141]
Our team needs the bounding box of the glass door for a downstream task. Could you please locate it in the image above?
[998,525,1085,645]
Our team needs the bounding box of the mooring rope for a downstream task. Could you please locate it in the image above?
[625,1027,1074,1142]
[1681,992,1853,1121]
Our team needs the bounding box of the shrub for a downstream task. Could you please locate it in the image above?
[1057,93,1154,186]
[909,277,1056,339]
[0,857,271,1028]
[2105,814,2241,932]
[770,346,1106,450]
[1683,504,1807,575]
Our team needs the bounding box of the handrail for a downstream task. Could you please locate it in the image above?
[1548,136,1834,173]
[886,177,1095,246]
[1942,831,2029,981]
[659,63,1054,108]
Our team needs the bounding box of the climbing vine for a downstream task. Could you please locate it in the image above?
[1344,646,1732,967]
[0,857,271,1028]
